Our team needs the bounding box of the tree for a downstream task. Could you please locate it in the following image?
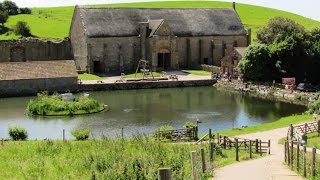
[2,0,18,15]
[19,7,31,14]
[0,10,8,25]
[13,21,31,37]
[257,17,306,44]
[237,44,274,81]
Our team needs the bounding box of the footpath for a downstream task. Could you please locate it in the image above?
[214,127,304,180]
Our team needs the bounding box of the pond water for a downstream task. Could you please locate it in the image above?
[0,87,306,139]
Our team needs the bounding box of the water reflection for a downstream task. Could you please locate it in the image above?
[0,87,306,139]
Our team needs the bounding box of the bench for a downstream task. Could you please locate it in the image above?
[169,74,178,80]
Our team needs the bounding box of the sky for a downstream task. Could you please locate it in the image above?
[1,0,320,21]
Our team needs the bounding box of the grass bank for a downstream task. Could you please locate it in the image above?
[78,73,104,81]
[182,70,211,76]
[0,136,263,179]
[218,114,312,136]
[1,1,320,40]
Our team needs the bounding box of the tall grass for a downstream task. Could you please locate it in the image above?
[0,136,262,179]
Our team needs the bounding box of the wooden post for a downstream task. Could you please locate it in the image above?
[268,139,271,155]
[290,124,293,139]
[121,128,124,138]
[311,147,316,177]
[216,133,219,144]
[209,129,212,140]
[284,140,287,163]
[287,141,290,166]
[303,146,307,178]
[318,120,320,136]
[223,136,227,149]
[255,139,259,153]
[235,138,239,161]
[259,139,262,156]
[63,129,65,141]
[158,168,171,180]
[249,140,252,159]
[290,141,294,169]
[201,148,206,173]
[304,123,307,135]
[210,142,214,162]
[296,144,300,172]
[191,151,198,180]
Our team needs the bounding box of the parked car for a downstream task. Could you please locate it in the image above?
[296,83,318,92]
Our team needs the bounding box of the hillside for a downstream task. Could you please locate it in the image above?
[1,1,320,41]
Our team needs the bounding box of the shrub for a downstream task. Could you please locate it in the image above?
[159,125,173,132]
[0,10,8,25]
[19,7,31,14]
[183,121,195,128]
[1,0,18,15]
[8,126,28,140]
[307,101,320,114]
[71,128,91,140]
[13,21,31,37]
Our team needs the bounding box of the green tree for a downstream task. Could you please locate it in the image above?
[0,10,8,25]
[257,17,306,44]
[237,44,273,81]
[2,0,18,15]
[13,21,31,37]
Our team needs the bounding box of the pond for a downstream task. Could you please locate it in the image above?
[0,87,306,139]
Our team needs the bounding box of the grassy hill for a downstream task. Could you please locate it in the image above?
[1,1,320,40]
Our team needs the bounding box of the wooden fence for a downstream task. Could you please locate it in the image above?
[284,140,319,178]
[157,127,198,141]
[288,121,320,144]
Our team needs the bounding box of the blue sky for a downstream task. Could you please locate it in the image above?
[2,0,320,21]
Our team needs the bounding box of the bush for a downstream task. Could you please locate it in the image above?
[183,121,195,128]
[13,21,31,37]
[1,0,18,15]
[8,126,28,140]
[307,101,320,114]
[19,7,31,14]
[0,10,8,25]
[71,128,91,140]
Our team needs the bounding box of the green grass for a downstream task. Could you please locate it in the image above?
[1,1,320,40]
[0,137,263,179]
[218,114,312,136]
[124,72,162,78]
[306,132,320,149]
[78,73,104,81]
[182,70,212,76]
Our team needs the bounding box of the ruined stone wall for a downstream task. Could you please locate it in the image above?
[177,35,247,69]
[0,39,72,62]
[87,37,140,74]
[0,77,78,97]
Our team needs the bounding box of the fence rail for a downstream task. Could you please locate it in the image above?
[288,121,320,145]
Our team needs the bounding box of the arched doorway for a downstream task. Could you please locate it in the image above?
[157,49,171,70]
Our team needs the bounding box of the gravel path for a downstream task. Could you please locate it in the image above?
[214,127,304,180]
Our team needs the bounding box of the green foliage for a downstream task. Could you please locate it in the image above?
[19,7,32,14]
[13,21,31,37]
[26,92,105,116]
[0,10,8,25]
[237,44,272,81]
[1,0,18,15]
[183,121,195,128]
[71,128,91,140]
[0,136,262,179]
[8,126,28,140]
[257,17,306,44]
[78,73,104,81]
[307,101,320,114]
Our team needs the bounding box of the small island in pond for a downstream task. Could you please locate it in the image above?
[26,92,107,116]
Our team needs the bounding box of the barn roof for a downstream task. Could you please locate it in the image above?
[0,60,77,81]
[77,7,246,37]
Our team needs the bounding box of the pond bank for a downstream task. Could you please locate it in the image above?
[213,80,320,106]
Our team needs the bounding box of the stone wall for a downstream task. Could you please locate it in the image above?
[0,39,72,62]
[0,77,78,97]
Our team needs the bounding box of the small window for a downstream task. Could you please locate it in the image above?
[204,58,209,64]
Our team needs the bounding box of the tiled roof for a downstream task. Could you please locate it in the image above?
[0,60,77,80]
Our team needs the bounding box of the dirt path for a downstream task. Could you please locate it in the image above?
[214,127,304,180]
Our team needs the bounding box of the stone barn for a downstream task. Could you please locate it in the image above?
[70,6,249,74]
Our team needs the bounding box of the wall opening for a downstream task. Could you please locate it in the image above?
[157,53,171,70]
[93,61,104,73]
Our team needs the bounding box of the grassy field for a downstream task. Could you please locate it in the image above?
[1,1,320,40]
[78,73,104,81]
[306,132,320,149]
[182,70,212,76]
[0,137,263,179]
[218,114,312,136]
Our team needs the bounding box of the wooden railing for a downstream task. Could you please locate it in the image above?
[158,127,198,141]
[288,121,320,145]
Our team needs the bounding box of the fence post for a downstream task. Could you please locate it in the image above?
[158,168,171,180]
[201,148,206,173]
[249,140,252,159]
[287,141,290,166]
[284,140,287,163]
[191,151,198,180]
[235,138,239,161]
[210,142,214,162]
[209,129,212,141]
[290,141,294,169]
[217,133,219,144]
[304,123,307,135]
[317,120,320,136]
[121,128,124,138]
[290,124,293,139]
[296,144,300,172]
[259,139,262,156]
[63,129,65,141]
[303,146,307,178]
[223,136,227,149]
[268,139,271,155]
[311,147,316,177]
[255,139,259,153]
